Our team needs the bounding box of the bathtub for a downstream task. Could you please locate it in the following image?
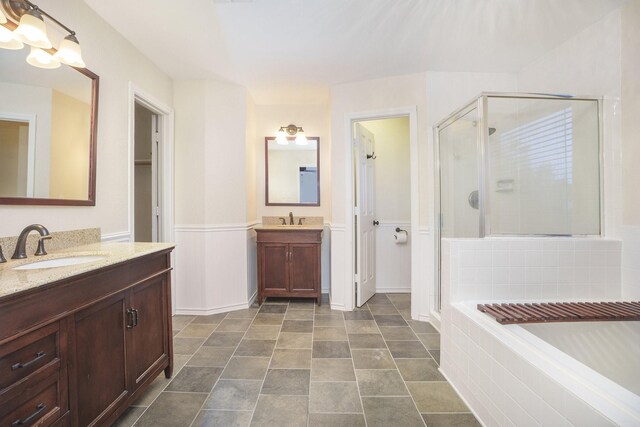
[441,302,640,426]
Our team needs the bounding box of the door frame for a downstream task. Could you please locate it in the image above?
[128,82,175,311]
[343,106,419,316]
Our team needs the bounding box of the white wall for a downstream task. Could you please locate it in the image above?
[174,79,257,314]
[330,73,427,312]
[255,103,331,220]
[254,103,332,293]
[620,0,640,299]
[0,0,173,240]
[360,118,411,293]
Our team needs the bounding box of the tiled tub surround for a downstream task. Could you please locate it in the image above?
[439,238,638,426]
[443,238,622,302]
[0,241,175,298]
[441,303,640,426]
[113,294,480,427]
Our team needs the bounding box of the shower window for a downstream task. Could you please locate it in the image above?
[486,97,600,235]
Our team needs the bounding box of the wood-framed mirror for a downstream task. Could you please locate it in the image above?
[0,43,99,206]
[265,136,320,206]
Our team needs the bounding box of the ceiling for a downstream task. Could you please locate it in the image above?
[84,0,626,104]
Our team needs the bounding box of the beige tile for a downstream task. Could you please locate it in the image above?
[251,395,308,427]
[166,366,222,393]
[190,313,228,324]
[270,349,312,369]
[309,382,362,413]
[386,341,429,358]
[277,332,313,349]
[244,325,281,340]
[252,314,285,325]
[221,357,270,380]
[315,314,345,327]
[203,332,244,348]
[310,358,356,382]
[173,337,205,355]
[345,320,379,334]
[395,359,444,381]
[348,334,387,349]
[234,339,276,357]
[379,326,418,341]
[362,396,424,427]
[216,318,252,332]
[281,320,314,333]
[308,413,366,427]
[421,413,480,427]
[135,392,207,427]
[204,379,262,410]
[313,326,347,341]
[355,369,409,396]
[417,333,440,350]
[285,310,314,320]
[261,369,310,395]
[406,382,469,413]
[351,349,395,369]
[312,341,351,358]
[193,410,252,427]
[175,323,217,338]
[406,320,438,334]
[188,346,235,367]
[225,308,258,319]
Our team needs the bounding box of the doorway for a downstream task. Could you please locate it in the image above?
[352,116,412,307]
[134,102,160,242]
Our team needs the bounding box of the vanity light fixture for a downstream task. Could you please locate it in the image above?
[0,0,86,68]
[276,124,308,145]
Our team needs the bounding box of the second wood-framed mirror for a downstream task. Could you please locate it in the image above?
[265,136,320,206]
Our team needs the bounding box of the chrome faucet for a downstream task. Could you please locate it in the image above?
[289,212,294,225]
[12,224,51,260]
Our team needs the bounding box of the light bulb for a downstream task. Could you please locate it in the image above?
[295,130,307,145]
[0,25,23,50]
[53,34,85,68]
[26,46,60,69]
[276,128,288,145]
[14,8,52,49]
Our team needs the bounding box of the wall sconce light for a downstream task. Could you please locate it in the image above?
[0,0,86,68]
[276,124,308,146]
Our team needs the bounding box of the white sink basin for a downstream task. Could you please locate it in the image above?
[14,255,107,270]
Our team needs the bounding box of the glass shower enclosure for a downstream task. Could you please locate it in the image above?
[434,93,602,310]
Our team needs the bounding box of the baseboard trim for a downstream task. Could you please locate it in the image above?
[376,287,411,293]
[330,302,346,311]
[101,232,131,242]
[248,290,257,306]
[175,300,253,316]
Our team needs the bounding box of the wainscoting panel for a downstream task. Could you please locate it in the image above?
[174,224,253,315]
[375,222,411,293]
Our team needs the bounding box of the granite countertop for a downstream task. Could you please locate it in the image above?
[253,224,325,231]
[0,242,175,300]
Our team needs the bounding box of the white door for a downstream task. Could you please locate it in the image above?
[355,123,376,307]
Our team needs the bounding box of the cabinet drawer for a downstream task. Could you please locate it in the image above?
[1,375,61,427]
[0,323,59,392]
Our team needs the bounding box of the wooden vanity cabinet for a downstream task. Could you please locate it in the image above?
[257,230,322,305]
[0,249,173,427]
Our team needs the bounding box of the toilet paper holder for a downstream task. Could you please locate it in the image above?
[395,227,406,233]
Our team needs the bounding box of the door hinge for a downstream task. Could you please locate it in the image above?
[354,273,359,284]
[155,206,160,216]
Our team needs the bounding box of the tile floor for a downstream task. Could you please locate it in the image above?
[113,294,479,427]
